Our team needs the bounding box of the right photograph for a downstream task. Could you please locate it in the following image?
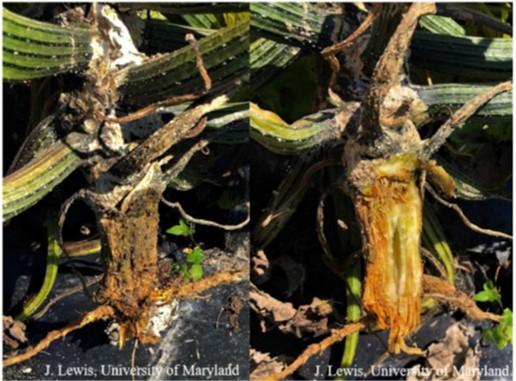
[249,3,512,381]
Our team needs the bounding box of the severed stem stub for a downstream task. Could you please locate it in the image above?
[342,3,437,356]
[340,2,511,356]
[4,95,233,366]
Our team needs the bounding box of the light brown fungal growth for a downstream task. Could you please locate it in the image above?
[354,154,424,355]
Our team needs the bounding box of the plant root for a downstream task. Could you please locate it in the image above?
[427,185,513,240]
[151,270,246,304]
[186,33,212,92]
[161,197,250,231]
[57,190,101,298]
[264,319,369,381]
[316,187,335,264]
[105,94,201,124]
[423,274,501,322]
[3,305,114,368]
[182,116,208,139]
[32,275,102,320]
[315,187,358,283]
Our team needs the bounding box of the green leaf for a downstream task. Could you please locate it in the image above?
[474,280,501,303]
[182,13,221,29]
[482,309,512,350]
[410,32,512,81]
[187,246,204,264]
[189,264,204,281]
[166,218,194,237]
[180,263,191,281]
[149,10,167,20]
[500,308,513,325]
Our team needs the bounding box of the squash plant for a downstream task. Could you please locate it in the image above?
[3,3,249,368]
[249,3,512,379]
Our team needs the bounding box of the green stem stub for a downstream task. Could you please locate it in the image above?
[17,218,62,320]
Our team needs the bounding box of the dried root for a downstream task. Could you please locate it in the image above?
[58,189,101,298]
[423,274,501,322]
[32,275,102,320]
[264,319,369,381]
[427,185,513,240]
[161,197,250,231]
[316,187,335,265]
[185,33,212,92]
[4,270,245,368]
[3,306,114,368]
[105,93,201,124]
[151,270,246,304]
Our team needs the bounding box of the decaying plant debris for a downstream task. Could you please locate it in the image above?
[3,3,248,368]
[250,2,512,380]
[407,322,480,381]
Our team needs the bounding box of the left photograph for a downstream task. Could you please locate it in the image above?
[3,3,250,380]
